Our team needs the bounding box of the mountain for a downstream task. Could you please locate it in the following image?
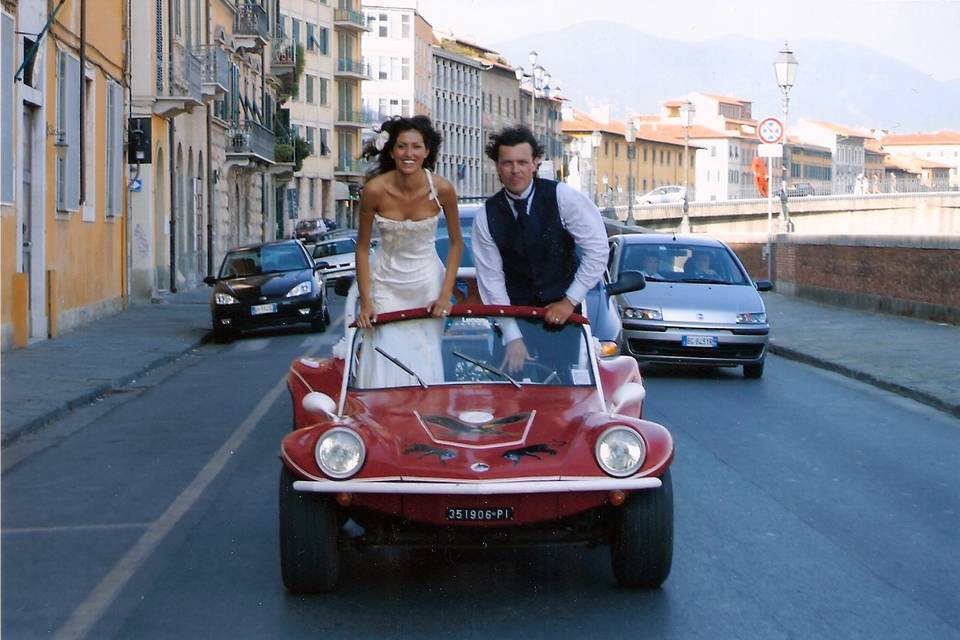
[493,22,960,132]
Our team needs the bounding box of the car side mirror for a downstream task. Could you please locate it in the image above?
[333,275,355,297]
[754,280,774,292]
[203,276,217,286]
[302,392,337,418]
[314,261,330,270]
[606,270,646,296]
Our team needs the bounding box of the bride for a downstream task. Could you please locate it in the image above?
[353,116,463,388]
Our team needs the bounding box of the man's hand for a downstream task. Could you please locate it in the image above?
[500,338,533,375]
[544,298,575,326]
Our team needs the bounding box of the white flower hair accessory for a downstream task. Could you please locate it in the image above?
[374,129,390,151]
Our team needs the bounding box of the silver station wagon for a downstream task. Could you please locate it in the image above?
[608,234,773,378]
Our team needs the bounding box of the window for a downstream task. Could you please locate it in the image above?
[306,126,315,154]
[309,177,316,210]
[292,18,300,45]
[614,142,619,158]
[319,128,330,156]
[378,12,388,37]
[402,99,410,116]
[56,50,81,213]
[318,27,329,55]
[401,57,410,80]
[318,77,328,105]
[106,80,123,216]
[306,75,315,103]
[1,12,13,202]
[401,14,410,38]
[306,23,315,51]
[378,56,387,80]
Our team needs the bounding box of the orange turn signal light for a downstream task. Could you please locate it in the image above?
[598,341,619,357]
[336,492,353,507]
[609,490,626,506]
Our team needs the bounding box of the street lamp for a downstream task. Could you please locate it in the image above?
[774,42,798,232]
[625,121,636,226]
[515,50,553,137]
[679,100,695,233]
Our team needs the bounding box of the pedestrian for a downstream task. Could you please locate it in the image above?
[471,125,609,374]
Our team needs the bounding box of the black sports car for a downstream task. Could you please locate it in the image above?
[204,240,330,342]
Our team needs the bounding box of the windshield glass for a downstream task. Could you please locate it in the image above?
[219,244,310,277]
[620,243,748,285]
[313,239,356,259]
[348,315,595,390]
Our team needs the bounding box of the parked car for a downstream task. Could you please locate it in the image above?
[607,234,773,378]
[775,182,815,198]
[294,218,327,243]
[436,203,483,237]
[311,236,358,282]
[637,185,686,205]
[279,302,674,592]
[203,240,329,342]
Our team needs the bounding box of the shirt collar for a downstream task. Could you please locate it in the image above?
[504,181,534,201]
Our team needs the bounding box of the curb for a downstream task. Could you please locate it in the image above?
[0,334,211,449]
[768,344,960,419]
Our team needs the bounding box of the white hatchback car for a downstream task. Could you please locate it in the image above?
[638,185,686,205]
[311,236,357,283]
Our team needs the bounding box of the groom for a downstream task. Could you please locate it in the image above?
[472,126,609,374]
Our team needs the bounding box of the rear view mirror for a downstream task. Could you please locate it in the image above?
[334,275,355,297]
[754,280,774,292]
[606,270,646,296]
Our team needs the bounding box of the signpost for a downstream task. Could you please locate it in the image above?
[757,118,784,281]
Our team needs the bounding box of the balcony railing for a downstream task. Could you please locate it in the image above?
[271,36,296,73]
[198,45,229,97]
[233,1,269,49]
[336,109,364,126]
[333,8,369,31]
[154,46,203,115]
[227,121,276,164]
[335,158,363,174]
[336,57,370,78]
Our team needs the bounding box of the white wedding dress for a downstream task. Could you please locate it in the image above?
[355,171,446,389]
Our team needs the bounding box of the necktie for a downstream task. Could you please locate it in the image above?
[514,196,529,228]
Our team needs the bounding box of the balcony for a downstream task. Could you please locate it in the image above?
[271,36,296,76]
[335,57,370,81]
[233,0,269,51]
[154,46,203,117]
[226,121,276,165]
[333,8,370,32]
[334,158,365,177]
[198,45,229,99]
[335,109,365,128]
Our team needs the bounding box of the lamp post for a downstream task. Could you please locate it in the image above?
[625,122,636,225]
[679,100,695,233]
[774,42,798,232]
[591,130,602,205]
[516,50,552,139]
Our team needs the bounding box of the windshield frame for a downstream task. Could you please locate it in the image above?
[618,241,750,286]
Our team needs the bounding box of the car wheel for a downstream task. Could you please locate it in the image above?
[743,361,765,379]
[212,325,235,344]
[311,314,327,333]
[323,305,331,325]
[279,466,340,593]
[610,468,673,588]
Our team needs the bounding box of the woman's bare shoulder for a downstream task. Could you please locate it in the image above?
[432,174,458,199]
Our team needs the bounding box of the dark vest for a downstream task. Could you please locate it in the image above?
[484,178,579,306]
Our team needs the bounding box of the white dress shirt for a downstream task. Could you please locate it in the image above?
[472,181,609,343]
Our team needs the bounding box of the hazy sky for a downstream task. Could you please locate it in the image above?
[417,0,960,82]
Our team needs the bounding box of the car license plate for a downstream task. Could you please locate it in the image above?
[446,507,513,522]
[250,303,277,315]
[682,335,717,348]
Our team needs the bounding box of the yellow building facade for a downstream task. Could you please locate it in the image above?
[2,0,127,350]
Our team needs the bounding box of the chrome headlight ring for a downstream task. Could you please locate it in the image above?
[314,427,365,479]
[595,426,646,477]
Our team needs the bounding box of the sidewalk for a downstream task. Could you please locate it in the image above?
[2,290,958,448]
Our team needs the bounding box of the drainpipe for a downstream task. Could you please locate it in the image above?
[205,0,214,275]
[169,116,177,292]
[79,0,86,205]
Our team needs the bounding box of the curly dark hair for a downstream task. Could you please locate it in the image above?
[361,116,442,177]
[484,126,544,163]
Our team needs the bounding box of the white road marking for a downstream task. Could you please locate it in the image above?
[53,313,343,640]
[2,523,151,534]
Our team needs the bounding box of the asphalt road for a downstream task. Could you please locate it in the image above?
[2,295,958,640]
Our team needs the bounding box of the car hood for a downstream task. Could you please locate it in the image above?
[216,270,310,302]
[620,282,764,323]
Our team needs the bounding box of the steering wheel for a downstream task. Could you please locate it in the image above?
[521,361,561,384]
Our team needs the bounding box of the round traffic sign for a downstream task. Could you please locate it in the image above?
[758,117,784,144]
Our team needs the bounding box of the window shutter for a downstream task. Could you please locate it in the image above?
[66,53,81,211]
[1,13,14,202]
[106,81,123,216]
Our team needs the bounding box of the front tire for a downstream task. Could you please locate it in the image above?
[279,466,340,593]
[743,361,765,379]
[610,468,674,588]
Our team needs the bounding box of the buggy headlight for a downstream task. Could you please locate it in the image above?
[286,281,312,297]
[595,426,645,477]
[315,428,365,479]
